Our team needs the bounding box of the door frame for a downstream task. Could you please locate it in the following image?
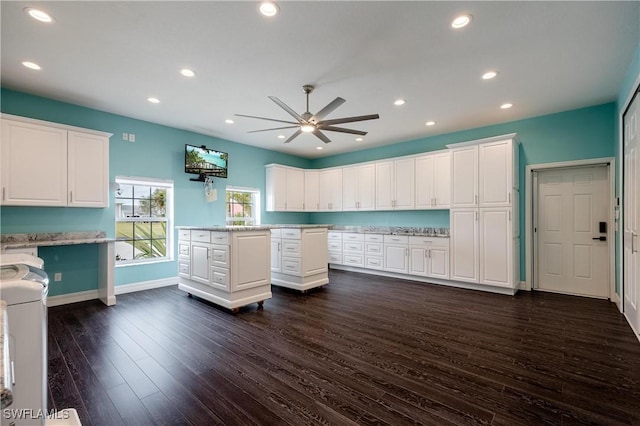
[525,158,616,300]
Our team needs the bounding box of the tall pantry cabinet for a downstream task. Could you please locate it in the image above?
[448,134,519,289]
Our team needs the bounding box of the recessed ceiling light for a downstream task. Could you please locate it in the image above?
[147,97,160,104]
[225,119,234,124]
[316,146,323,150]
[426,121,436,126]
[482,70,499,80]
[277,135,285,139]
[259,1,279,17]
[394,99,406,106]
[180,68,195,77]
[451,14,472,29]
[500,103,513,109]
[24,7,54,23]
[355,137,364,142]
[22,61,41,70]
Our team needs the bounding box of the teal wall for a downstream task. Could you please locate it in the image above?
[0,88,618,294]
[310,103,617,282]
[0,88,311,290]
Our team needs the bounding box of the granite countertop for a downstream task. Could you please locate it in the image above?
[0,231,115,250]
[177,224,332,231]
[329,226,450,237]
[1,301,12,409]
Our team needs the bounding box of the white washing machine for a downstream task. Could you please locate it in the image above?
[0,254,48,426]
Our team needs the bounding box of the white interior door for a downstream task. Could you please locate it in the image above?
[623,89,639,332]
[535,166,610,298]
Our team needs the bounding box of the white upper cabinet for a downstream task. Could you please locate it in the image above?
[265,164,304,211]
[375,157,414,210]
[479,139,514,207]
[1,116,110,208]
[415,150,450,209]
[342,163,375,211]
[450,145,479,208]
[319,168,343,211]
[304,170,320,212]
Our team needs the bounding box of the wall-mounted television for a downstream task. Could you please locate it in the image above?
[185,144,228,180]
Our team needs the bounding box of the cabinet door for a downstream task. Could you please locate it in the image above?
[231,232,270,291]
[415,154,435,209]
[375,161,394,210]
[450,209,479,283]
[301,228,329,276]
[304,170,319,211]
[409,246,428,276]
[1,119,67,206]
[270,238,282,273]
[433,151,451,208]
[384,244,408,273]
[190,243,210,284]
[479,208,513,287]
[358,164,376,210]
[286,168,305,211]
[394,157,415,209]
[319,168,342,211]
[342,166,359,210]
[479,140,512,207]
[266,166,287,211]
[451,146,478,208]
[428,247,449,279]
[67,131,109,207]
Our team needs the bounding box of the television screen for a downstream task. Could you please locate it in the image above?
[185,144,228,178]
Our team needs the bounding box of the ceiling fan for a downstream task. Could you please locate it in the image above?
[235,85,380,144]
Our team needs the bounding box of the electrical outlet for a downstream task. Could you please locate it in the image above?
[128,133,136,142]
[122,132,129,140]
[54,273,62,282]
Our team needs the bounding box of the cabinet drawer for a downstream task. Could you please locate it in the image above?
[328,253,343,264]
[328,231,343,241]
[365,256,383,270]
[343,241,364,253]
[211,244,229,267]
[191,230,210,243]
[281,228,301,239]
[210,232,229,244]
[409,236,450,247]
[282,239,301,256]
[178,242,190,257]
[343,254,364,267]
[282,256,301,274]
[178,230,190,240]
[365,242,383,255]
[210,266,230,290]
[328,240,342,251]
[271,229,282,238]
[343,232,364,242]
[365,233,384,242]
[178,261,190,277]
[384,234,409,244]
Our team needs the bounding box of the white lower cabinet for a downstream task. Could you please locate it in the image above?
[342,232,364,267]
[178,229,272,311]
[384,235,409,274]
[450,209,480,283]
[271,227,329,291]
[408,236,450,279]
[364,234,384,270]
[327,231,343,264]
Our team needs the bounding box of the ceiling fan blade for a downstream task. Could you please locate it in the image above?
[311,97,345,122]
[312,129,332,144]
[318,114,380,126]
[247,125,299,133]
[235,114,299,125]
[317,125,368,136]
[284,129,302,144]
[268,96,305,123]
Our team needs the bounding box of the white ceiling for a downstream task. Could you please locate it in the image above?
[2,1,638,158]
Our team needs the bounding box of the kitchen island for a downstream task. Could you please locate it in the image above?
[176,225,330,312]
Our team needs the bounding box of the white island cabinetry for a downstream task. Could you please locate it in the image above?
[271,226,329,291]
[178,227,271,312]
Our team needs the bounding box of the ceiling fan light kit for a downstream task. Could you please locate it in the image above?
[236,85,380,144]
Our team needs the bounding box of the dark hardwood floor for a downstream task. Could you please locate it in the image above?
[47,270,640,425]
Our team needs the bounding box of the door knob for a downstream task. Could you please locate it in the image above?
[592,236,607,241]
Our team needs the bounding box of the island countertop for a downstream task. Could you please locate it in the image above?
[176,224,332,232]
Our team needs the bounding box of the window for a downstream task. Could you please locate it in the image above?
[115,177,174,265]
[226,187,261,226]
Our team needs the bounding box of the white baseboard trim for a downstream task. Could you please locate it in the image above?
[47,290,100,307]
[115,276,178,295]
[47,277,178,307]
[611,292,621,311]
[518,281,530,291]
